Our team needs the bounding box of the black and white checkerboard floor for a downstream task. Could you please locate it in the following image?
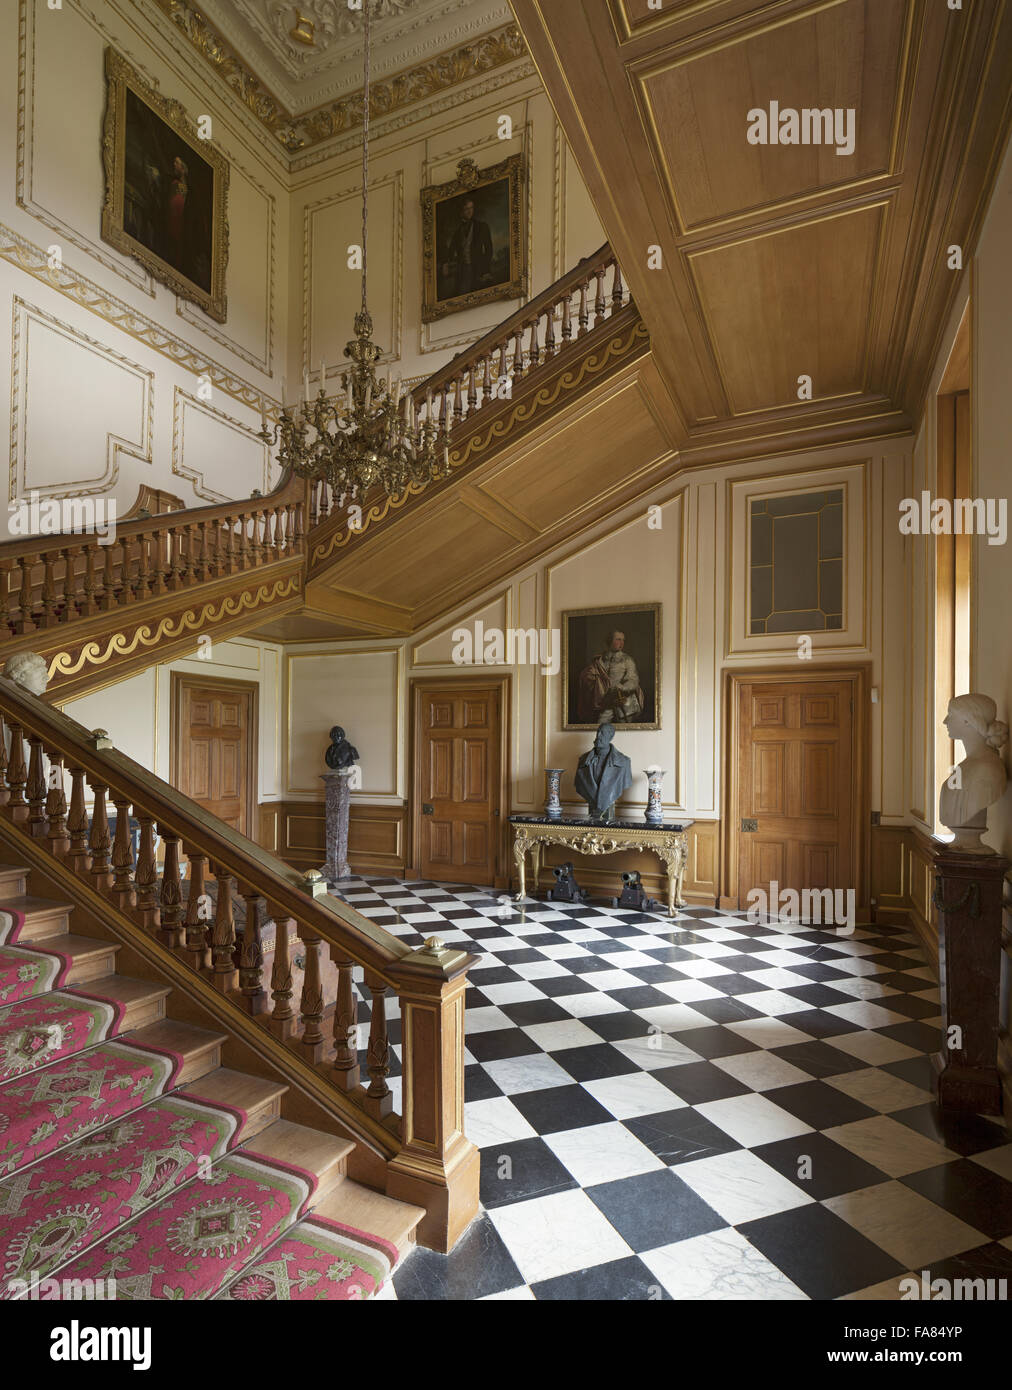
[333,876,1012,1301]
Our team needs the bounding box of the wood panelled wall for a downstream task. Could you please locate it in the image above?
[259,802,406,878]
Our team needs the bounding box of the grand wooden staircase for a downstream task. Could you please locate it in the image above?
[2,245,656,688]
[0,866,423,1299]
[0,671,479,1265]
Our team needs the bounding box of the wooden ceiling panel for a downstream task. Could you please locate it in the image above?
[638,0,907,232]
[689,203,883,414]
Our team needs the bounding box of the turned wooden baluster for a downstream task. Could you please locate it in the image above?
[110,794,135,909]
[332,955,361,1090]
[528,316,540,368]
[61,546,79,619]
[238,888,266,1014]
[6,722,28,822]
[150,533,168,598]
[134,814,160,932]
[210,869,237,990]
[82,545,100,614]
[199,521,211,580]
[88,783,113,889]
[26,736,47,839]
[269,910,296,1038]
[498,341,508,384]
[135,533,151,597]
[299,931,325,1062]
[482,357,492,408]
[611,260,624,309]
[453,375,464,424]
[440,389,451,434]
[45,752,69,856]
[114,538,130,604]
[594,267,607,325]
[16,557,35,633]
[183,851,211,969]
[0,719,10,807]
[100,543,116,610]
[213,521,227,577]
[364,976,393,1116]
[467,364,477,416]
[561,291,573,342]
[309,482,319,527]
[39,553,57,627]
[66,767,91,872]
[513,327,525,378]
[158,830,184,948]
[545,305,557,358]
[319,482,330,522]
[0,561,10,637]
[294,498,305,551]
[578,277,590,336]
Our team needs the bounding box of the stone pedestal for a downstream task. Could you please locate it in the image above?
[320,769,354,883]
[932,841,1011,1115]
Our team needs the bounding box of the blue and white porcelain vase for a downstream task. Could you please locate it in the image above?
[644,768,666,824]
[544,768,564,819]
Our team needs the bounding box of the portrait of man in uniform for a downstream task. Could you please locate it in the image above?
[562,604,660,730]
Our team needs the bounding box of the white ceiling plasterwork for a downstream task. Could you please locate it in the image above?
[195,0,513,114]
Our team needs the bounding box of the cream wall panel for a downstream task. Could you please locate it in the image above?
[11,297,152,503]
[411,590,510,667]
[546,497,683,814]
[287,649,400,800]
[60,667,158,771]
[172,388,269,501]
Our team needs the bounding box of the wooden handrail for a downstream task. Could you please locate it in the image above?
[0,672,479,1249]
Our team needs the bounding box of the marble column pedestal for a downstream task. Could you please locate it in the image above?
[320,769,354,883]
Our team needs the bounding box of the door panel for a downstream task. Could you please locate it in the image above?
[175,680,255,836]
[417,684,501,886]
[737,678,855,908]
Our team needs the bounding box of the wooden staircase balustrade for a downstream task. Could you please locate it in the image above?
[0,471,307,644]
[306,243,633,538]
[0,672,479,1252]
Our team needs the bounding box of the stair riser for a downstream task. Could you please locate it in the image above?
[0,872,27,896]
[63,950,120,986]
[117,996,169,1034]
[11,909,71,943]
[174,1043,223,1087]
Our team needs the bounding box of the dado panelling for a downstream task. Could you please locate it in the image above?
[11,297,153,501]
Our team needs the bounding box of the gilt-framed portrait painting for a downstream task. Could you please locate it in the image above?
[421,155,527,323]
[101,48,229,322]
[562,603,661,731]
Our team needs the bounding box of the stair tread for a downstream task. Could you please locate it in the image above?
[41,933,119,961]
[0,894,73,916]
[71,975,171,1008]
[314,1179,424,1252]
[181,1067,288,1114]
[246,1119,353,1177]
[129,1018,226,1054]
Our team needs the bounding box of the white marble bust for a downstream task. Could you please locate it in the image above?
[938,693,1008,851]
[1,651,48,695]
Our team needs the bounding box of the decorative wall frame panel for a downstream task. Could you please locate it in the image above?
[171,386,268,500]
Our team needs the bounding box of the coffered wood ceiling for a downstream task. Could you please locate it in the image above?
[508,0,1012,461]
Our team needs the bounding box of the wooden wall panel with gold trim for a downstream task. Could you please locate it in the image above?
[259,800,406,879]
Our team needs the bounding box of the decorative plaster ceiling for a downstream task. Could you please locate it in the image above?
[189,0,514,114]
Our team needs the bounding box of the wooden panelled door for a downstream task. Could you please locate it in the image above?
[173,677,257,836]
[414,682,503,886]
[735,676,858,903]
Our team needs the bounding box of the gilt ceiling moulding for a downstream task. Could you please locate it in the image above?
[151,1,527,156]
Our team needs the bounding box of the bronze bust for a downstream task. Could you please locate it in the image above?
[325,725,359,771]
[573,722,632,820]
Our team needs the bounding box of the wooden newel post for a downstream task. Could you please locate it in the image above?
[932,842,1012,1114]
[385,937,480,1254]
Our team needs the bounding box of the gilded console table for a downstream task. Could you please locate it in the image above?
[508,815,694,917]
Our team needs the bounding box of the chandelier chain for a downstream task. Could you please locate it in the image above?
[361,0,370,317]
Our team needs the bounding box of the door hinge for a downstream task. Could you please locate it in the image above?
[741,817,758,832]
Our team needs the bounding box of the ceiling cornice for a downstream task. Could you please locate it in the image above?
[150,1,527,156]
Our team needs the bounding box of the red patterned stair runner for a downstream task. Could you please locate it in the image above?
[0,989,126,1082]
[1,1091,245,1297]
[47,1149,320,1300]
[0,941,72,1006]
[0,1037,181,1176]
[218,1215,399,1301]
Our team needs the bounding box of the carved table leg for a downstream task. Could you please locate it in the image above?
[513,835,527,901]
[530,840,543,895]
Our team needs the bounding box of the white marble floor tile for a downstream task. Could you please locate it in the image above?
[696,1093,813,1147]
[464,1006,520,1034]
[479,981,552,1006]
[641,1227,808,1300]
[713,1050,813,1092]
[481,1053,576,1095]
[479,1285,536,1300]
[581,1071,689,1119]
[553,991,627,1018]
[487,1189,633,1284]
[672,1148,814,1224]
[520,1019,608,1053]
[725,1017,817,1049]
[633,1002,715,1032]
[824,1114,961,1177]
[463,1096,538,1147]
[545,1121,664,1186]
[969,1144,1012,1181]
[612,1033,702,1071]
[740,967,817,991]
[826,1030,920,1065]
[729,989,813,1017]
[652,979,725,1003]
[822,999,910,1028]
[825,1181,986,1268]
[825,1067,932,1113]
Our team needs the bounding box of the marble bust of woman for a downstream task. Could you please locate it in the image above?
[938,693,1008,851]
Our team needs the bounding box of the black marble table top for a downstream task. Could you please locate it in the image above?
[508,814,694,832]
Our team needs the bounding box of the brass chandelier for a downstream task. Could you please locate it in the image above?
[261,0,449,502]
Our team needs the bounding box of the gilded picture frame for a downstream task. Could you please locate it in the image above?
[101,48,229,323]
[421,155,527,324]
[562,603,662,731]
